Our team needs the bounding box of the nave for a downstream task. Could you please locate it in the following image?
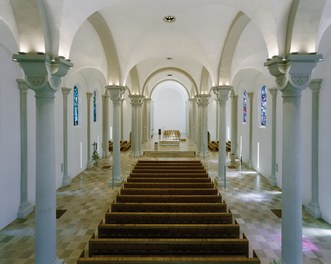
[0,141,330,264]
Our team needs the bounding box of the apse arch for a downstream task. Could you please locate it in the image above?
[142,67,198,97]
[150,80,189,138]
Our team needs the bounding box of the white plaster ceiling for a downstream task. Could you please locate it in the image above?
[5,0,327,94]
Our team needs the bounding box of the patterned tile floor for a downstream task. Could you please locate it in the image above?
[1,140,331,264]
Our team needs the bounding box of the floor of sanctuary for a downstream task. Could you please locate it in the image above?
[0,139,331,264]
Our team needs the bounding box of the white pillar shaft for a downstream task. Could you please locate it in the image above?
[269,89,277,186]
[17,80,33,218]
[112,100,121,184]
[138,104,142,154]
[218,101,227,179]
[35,93,57,264]
[311,89,319,204]
[102,95,110,158]
[248,93,253,167]
[230,95,238,156]
[200,104,208,157]
[132,104,140,156]
[146,100,151,140]
[86,93,92,167]
[306,80,322,217]
[62,88,71,186]
[281,89,302,264]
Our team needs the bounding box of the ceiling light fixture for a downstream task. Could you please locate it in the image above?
[167,74,173,77]
[163,15,176,23]
[166,57,173,60]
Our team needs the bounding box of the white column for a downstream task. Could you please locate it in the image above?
[138,97,144,155]
[247,92,254,168]
[142,98,148,142]
[197,94,210,158]
[265,53,322,264]
[230,91,238,157]
[107,85,124,188]
[145,98,151,140]
[86,92,93,168]
[17,79,34,218]
[269,88,278,186]
[213,86,231,181]
[129,95,143,157]
[61,87,72,186]
[102,92,110,158]
[192,97,198,142]
[13,53,72,264]
[305,79,322,218]
[120,97,124,141]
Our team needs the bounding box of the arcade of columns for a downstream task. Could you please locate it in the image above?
[14,53,322,264]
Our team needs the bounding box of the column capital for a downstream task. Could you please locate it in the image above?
[264,53,323,93]
[17,79,29,92]
[106,85,125,102]
[129,94,144,106]
[309,79,322,93]
[61,87,71,96]
[86,92,92,100]
[247,92,254,99]
[13,53,73,96]
[212,85,232,103]
[268,87,278,97]
[102,93,110,99]
[196,94,210,106]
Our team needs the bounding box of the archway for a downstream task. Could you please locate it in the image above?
[151,81,189,138]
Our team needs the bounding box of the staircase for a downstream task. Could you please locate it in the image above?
[77,160,260,264]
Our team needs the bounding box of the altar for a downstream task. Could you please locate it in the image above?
[159,129,181,146]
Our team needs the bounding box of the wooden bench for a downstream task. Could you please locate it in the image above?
[88,238,249,256]
[116,195,222,203]
[126,177,212,183]
[137,160,202,164]
[129,172,209,178]
[123,182,215,189]
[110,203,227,212]
[98,223,240,239]
[105,212,233,224]
[119,188,218,195]
[132,168,206,173]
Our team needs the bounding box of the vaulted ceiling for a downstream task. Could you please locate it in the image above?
[2,0,330,96]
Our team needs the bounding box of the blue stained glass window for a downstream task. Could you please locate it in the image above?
[243,90,247,123]
[93,90,97,122]
[261,85,267,126]
[73,86,79,126]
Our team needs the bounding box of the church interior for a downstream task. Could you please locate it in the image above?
[1,1,331,263]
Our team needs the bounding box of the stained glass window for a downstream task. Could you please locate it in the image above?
[73,85,79,126]
[93,90,97,122]
[243,90,247,123]
[261,85,267,126]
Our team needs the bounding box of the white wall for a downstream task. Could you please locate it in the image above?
[152,82,188,136]
[0,21,22,229]
[310,23,331,223]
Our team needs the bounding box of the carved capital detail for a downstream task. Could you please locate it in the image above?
[265,53,323,92]
[12,53,73,95]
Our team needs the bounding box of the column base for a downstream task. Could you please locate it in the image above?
[198,152,209,158]
[87,160,94,169]
[62,176,72,187]
[17,201,34,218]
[109,176,123,188]
[53,259,64,264]
[131,151,142,158]
[305,202,321,218]
[268,174,278,186]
